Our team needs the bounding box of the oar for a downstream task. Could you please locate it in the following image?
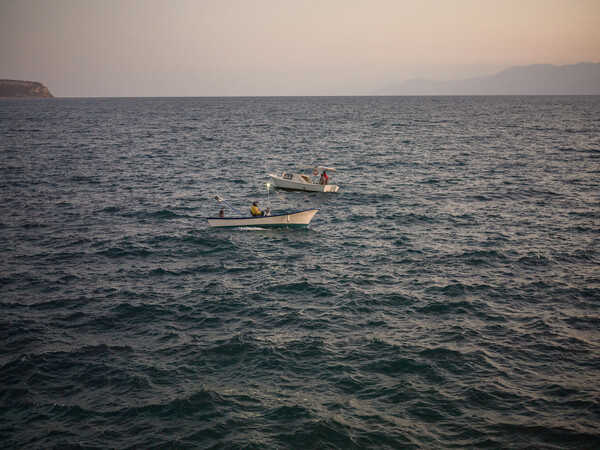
[214,196,243,215]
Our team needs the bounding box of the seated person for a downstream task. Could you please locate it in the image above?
[218,209,225,218]
[251,201,264,217]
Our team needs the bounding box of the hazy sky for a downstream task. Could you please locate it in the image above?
[1,0,599,97]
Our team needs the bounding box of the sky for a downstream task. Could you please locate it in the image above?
[1,0,599,97]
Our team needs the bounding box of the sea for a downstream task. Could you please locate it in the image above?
[1,96,599,449]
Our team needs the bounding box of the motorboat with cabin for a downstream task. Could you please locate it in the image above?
[268,166,339,193]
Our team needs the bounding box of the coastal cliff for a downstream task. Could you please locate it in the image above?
[0,79,54,98]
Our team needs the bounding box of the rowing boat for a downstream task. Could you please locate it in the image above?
[268,166,339,193]
[207,209,319,228]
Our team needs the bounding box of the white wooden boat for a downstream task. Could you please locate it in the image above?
[268,166,339,193]
[207,209,319,228]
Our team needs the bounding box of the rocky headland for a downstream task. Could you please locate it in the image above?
[0,79,54,98]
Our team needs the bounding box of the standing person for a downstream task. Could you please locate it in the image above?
[319,171,329,185]
[251,201,264,217]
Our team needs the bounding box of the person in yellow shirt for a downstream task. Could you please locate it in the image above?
[251,201,264,217]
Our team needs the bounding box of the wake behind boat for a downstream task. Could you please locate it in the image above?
[207,209,318,228]
[269,166,339,193]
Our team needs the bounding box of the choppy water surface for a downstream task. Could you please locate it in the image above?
[1,96,599,448]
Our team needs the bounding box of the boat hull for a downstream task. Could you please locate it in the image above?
[269,175,339,192]
[207,209,319,228]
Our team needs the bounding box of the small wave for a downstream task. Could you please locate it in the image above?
[21,222,48,229]
[268,280,334,298]
[77,343,136,356]
[264,404,313,420]
[53,311,86,323]
[69,175,101,184]
[97,245,153,258]
[149,264,226,276]
[0,276,18,287]
[447,249,506,266]
[122,209,187,220]
[489,422,600,448]
[394,212,439,224]
[276,416,358,448]
[109,302,171,323]
[363,356,432,378]
[0,387,38,407]
[159,389,228,418]
[206,333,259,357]
[378,292,417,307]
[565,127,596,134]
[282,336,328,359]
[516,254,552,266]
[147,209,186,219]
[99,206,121,213]
[416,297,473,314]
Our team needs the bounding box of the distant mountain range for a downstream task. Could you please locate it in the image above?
[375,63,600,95]
[0,79,54,98]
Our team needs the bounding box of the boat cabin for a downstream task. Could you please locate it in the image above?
[283,173,313,184]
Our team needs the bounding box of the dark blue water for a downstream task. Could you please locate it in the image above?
[1,96,599,448]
